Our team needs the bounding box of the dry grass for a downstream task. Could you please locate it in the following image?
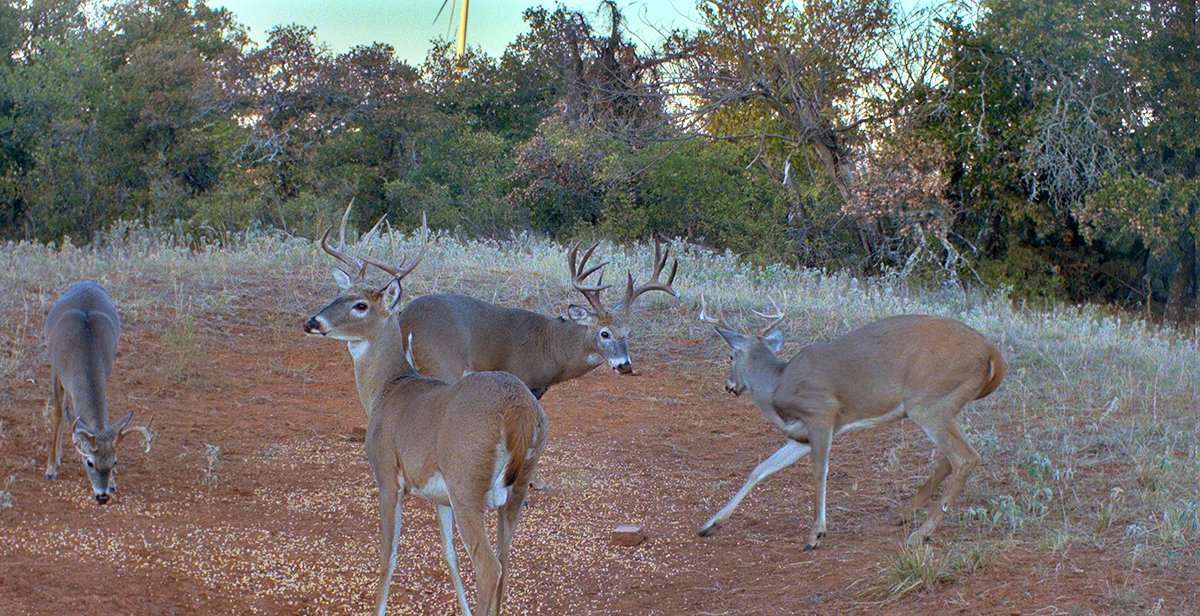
[0,223,1197,575]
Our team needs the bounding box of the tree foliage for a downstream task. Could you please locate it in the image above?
[0,0,1195,316]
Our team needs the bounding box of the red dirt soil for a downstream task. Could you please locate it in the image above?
[1,325,1195,615]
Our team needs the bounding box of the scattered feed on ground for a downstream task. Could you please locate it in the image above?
[0,228,1196,614]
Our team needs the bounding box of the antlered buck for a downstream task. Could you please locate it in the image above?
[696,297,1005,549]
[399,235,679,399]
[43,281,152,503]
[304,229,548,616]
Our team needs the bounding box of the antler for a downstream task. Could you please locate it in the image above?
[697,294,732,330]
[320,199,368,279]
[123,418,155,454]
[361,211,429,283]
[566,241,610,314]
[750,296,786,335]
[623,235,679,314]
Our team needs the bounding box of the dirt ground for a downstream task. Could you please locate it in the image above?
[1,321,1196,615]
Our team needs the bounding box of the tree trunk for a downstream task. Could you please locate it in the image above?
[1167,229,1197,321]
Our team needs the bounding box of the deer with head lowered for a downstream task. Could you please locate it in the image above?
[398,233,679,400]
[43,281,152,504]
[303,230,548,616]
[696,297,1006,549]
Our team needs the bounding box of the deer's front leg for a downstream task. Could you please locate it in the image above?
[45,374,65,480]
[804,426,834,550]
[698,440,810,537]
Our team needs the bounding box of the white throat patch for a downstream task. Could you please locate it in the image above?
[348,340,371,362]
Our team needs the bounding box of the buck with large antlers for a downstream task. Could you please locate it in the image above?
[43,281,152,503]
[304,227,548,616]
[318,202,678,402]
[696,297,1005,549]
[398,235,679,399]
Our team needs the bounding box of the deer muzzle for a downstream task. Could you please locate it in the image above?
[303,316,327,336]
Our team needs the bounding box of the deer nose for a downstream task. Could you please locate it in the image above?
[95,493,110,504]
[303,317,323,334]
[615,361,633,375]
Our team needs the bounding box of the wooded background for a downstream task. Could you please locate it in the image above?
[0,0,1196,317]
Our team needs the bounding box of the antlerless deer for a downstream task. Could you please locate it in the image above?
[44,281,152,503]
[696,297,1006,549]
[304,226,548,616]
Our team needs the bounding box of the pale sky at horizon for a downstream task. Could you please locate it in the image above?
[211,1,705,65]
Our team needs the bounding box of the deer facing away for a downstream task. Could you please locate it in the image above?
[304,231,548,616]
[696,297,1005,549]
[44,281,152,503]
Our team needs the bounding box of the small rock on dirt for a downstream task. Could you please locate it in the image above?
[610,524,646,547]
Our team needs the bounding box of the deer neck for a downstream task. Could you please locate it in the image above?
[64,377,109,428]
[545,318,603,385]
[59,357,110,429]
[746,353,787,414]
[349,315,416,414]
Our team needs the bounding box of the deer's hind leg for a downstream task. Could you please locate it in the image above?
[45,371,65,480]
[437,504,472,616]
[496,458,536,607]
[893,457,951,526]
[448,493,503,616]
[906,396,981,545]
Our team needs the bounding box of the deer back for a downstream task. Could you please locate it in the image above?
[776,315,999,427]
[400,293,594,392]
[366,369,547,495]
[45,281,120,423]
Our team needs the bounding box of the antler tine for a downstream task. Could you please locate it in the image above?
[750,296,786,334]
[566,241,610,313]
[337,197,354,247]
[320,225,366,279]
[697,294,732,329]
[624,235,680,312]
[361,213,430,282]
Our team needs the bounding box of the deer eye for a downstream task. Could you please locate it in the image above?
[600,330,611,339]
[353,302,368,311]
[86,459,94,468]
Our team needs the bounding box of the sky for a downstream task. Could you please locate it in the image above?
[211,1,705,64]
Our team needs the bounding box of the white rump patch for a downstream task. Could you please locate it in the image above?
[485,443,511,510]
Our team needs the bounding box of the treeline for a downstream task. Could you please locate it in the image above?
[0,0,1196,317]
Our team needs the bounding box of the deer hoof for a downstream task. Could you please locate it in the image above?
[803,531,825,551]
[698,522,720,537]
[44,468,58,481]
[529,477,551,491]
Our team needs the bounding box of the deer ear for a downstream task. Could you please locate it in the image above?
[761,327,785,354]
[72,417,97,449]
[567,304,593,323]
[381,278,403,314]
[714,326,749,351]
[111,412,134,433]
[332,267,353,290]
[72,416,96,438]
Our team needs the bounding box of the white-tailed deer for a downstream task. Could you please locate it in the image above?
[44,281,152,504]
[304,230,548,616]
[397,237,678,399]
[696,297,1005,549]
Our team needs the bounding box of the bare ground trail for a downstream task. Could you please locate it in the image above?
[1,322,1195,615]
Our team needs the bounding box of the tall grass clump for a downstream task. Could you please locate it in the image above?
[0,223,1196,563]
